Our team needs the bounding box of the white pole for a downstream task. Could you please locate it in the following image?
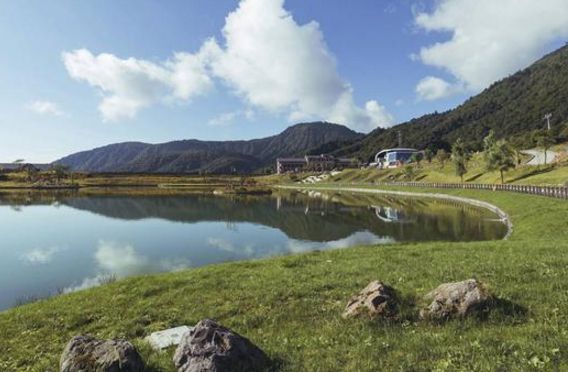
[544,113,552,131]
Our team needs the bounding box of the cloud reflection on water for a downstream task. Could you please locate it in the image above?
[20,246,64,265]
[64,240,191,293]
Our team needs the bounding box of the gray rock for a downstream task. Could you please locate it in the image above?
[60,335,144,372]
[173,319,269,372]
[342,281,398,319]
[420,279,491,320]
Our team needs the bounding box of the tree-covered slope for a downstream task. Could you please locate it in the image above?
[56,122,362,173]
[339,44,568,161]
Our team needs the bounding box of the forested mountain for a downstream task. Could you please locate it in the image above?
[336,44,568,161]
[55,122,362,173]
[56,45,568,172]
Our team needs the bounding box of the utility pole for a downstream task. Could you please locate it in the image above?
[544,113,552,131]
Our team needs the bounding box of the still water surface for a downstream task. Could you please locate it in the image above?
[0,190,507,310]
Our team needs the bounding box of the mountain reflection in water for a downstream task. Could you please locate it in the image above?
[0,190,507,310]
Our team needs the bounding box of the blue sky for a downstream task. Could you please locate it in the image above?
[1,0,567,162]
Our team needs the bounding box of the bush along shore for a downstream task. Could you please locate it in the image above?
[1,186,567,370]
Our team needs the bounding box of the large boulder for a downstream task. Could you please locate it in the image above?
[420,279,492,320]
[60,335,144,372]
[342,281,398,319]
[173,319,269,372]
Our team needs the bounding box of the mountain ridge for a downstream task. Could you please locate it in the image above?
[56,122,363,173]
[57,44,568,172]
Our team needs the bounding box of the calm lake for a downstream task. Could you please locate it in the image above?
[0,189,507,310]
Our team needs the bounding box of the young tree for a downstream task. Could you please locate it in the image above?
[424,148,434,163]
[50,164,69,184]
[401,164,416,181]
[410,153,422,168]
[483,130,497,153]
[436,149,449,168]
[486,139,516,184]
[534,129,556,165]
[451,138,469,182]
[24,165,39,183]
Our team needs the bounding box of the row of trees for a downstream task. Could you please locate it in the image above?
[400,128,557,183]
[449,129,556,184]
[7,161,73,185]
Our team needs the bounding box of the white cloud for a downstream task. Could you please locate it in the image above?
[208,109,255,126]
[63,240,190,293]
[62,48,214,122]
[207,237,256,256]
[286,231,394,253]
[62,0,393,131]
[414,0,568,97]
[415,76,462,101]
[21,246,62,265]
[207,0,393,132]
[94,240,149,276]
[27,100,64,116]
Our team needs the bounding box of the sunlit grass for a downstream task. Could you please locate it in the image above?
[1,186,567,370]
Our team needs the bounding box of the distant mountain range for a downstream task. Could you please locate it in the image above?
[56,44,568,172]
[56,122,363,173]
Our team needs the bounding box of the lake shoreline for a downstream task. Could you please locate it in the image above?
[1,186,566,370]
[276,184,513,240]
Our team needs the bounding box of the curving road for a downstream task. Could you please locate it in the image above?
[523,149,557,166]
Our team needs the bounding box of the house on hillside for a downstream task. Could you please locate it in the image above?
[373,148,422,169]
[276,155,358,174]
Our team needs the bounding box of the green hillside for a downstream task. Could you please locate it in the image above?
[338,45,568,161]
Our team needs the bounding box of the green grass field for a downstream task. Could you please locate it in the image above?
[324,152,568,186]
[1,185,567,371]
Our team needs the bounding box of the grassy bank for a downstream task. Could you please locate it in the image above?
[1,186,567,371]
[305,149,568,186]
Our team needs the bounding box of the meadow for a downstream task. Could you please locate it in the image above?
[1,185,567,371]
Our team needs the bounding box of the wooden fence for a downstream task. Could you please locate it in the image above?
[369,181,568,200]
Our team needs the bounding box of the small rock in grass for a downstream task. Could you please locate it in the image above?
[173,319,269,372]
[419,279,492,320]
[342,280,398,319]
[60,335,144,372]
[146,325,193,350]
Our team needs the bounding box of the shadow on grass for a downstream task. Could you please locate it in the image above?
[266,357,287,372]
[507,166,555,183]
[143,356,287,372]
[476,297,529,322]
[427,297,529,324]
[143,365,165,372]
[465,173,484,182]
[358,294,528,325]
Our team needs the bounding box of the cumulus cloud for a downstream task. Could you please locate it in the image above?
[207,237,256,256]
[286,231,394,253]
[414,0,568,98]
[208,109,255,126]
[27,100,64,116]
[64,240,190,293]
[21,246,62,265]
[62,0,393,131]
[94,241,149,276]
[62,48,214,121]
[415,76,462,101]
[207,0,392,132]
